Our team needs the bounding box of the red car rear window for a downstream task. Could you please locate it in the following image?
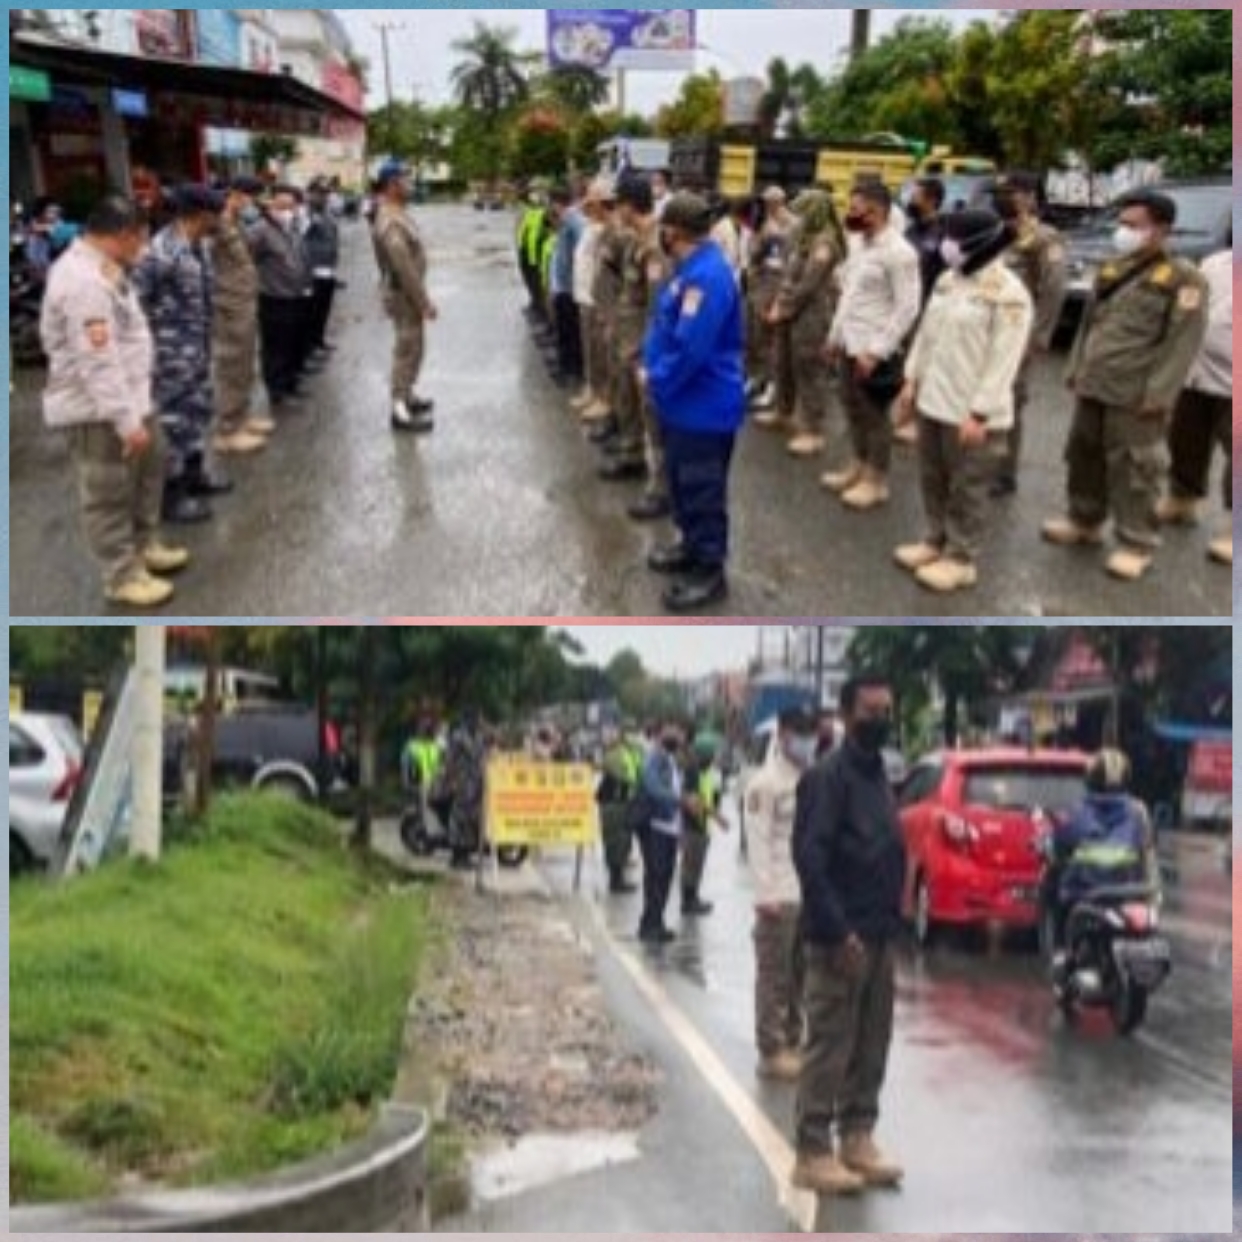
[962,766,1086,814]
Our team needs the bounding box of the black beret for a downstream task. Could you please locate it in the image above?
[174,183,225,215]
[229,175,266,197]
[944,208,1005,246]
[1114,187,1178,227]
[616,174,654,214]
[997,171,1042,196]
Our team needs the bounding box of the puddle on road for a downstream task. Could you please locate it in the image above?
[470,1131,642,1203]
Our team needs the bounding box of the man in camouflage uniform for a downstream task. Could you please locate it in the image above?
[1044,188,1209,582]
[134,184,228,526]
[211,175,270,457]
[991,172,1068,496]
[600,176,667,501]
[40,195,188,609]
[586,186,629,448]
[372,161,438,434]
[746,186,795,414]
[766,189,846,459]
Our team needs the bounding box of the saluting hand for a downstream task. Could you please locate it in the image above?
[121,426,152,460]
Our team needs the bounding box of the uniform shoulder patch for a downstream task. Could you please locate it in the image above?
[1177,285,1204,312]
[813,242,834,264]
[682,286,705,317]
[84,319,111,350]
[1149,263,1175,288]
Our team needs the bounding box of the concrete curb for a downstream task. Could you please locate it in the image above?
[10,1102,430,1233]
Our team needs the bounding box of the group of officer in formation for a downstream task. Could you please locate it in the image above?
[39,177,344,609]
[513,169,1231,608]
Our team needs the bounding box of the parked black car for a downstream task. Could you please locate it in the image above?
[165,704,349,804]
[1057,177,1231,341]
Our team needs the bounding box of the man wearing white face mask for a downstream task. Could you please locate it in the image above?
[1044,188,1209,582]
[894,209,1033,593]
[747,706,817,1083]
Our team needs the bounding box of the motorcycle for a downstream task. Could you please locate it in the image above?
[398,791,528,869]
[1038,858,1172,1035]
[10,251,46,367]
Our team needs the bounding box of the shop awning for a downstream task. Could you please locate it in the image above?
[11,64,52,102]
[12,33,365,121]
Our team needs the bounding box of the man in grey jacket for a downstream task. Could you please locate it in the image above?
[304,180,341,358]
[250,186,313,411]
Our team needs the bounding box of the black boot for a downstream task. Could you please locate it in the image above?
[663,565,728,613]
[610,869,637,895]
[162,479,212,525]
[184,454,234,498]
[681,891,714,917]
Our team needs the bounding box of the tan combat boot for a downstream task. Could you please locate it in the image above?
[580,400,612,424]
[106,572,174,609]
[893,421,918,447]
[246,415,277,436]
[894,542,942,572]
[570,388,596,411]
[1208,532,1232,565]
[821,461,864,494]
[787,433,827,458]
[840,1132,904,1187]
[1106,547,1153,581]
[214,428,267,456]
[842,470,890,511]
[752,409,791,431]
[756,1049,803,1082]
[143,542,191,577]
[792,1152,867,1196]
[916,558,979,594]
[1042,517,1105,546]
[1155,495,1201,526]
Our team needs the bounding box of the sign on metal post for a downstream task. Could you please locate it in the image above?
[485,758,601,893]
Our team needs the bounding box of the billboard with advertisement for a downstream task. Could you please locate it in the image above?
[547,10,696,73]
[136,10,194,59]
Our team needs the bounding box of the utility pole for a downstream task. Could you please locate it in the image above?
[814,626,826,710]
[131,625,166,862]
[374,20,406,158]
[851,10,872,62]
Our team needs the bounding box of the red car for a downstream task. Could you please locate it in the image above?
[898,749,1090,946]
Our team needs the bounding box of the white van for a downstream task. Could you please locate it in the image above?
[165,666,285,716]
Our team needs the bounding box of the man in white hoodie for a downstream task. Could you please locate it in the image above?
[746,706,818,1081]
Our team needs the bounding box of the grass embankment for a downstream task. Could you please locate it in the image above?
[10,794,432,1206]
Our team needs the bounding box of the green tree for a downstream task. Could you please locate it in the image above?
[655,70,725,139]
[1089,10,1232,174]
[250,133,300,173]
[508,107,572,180]
[450,21,530,117]
[537,65,612,116]
[848,627,1037,750]
[758,58,826,140]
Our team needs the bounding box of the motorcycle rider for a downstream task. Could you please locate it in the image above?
[401,717,444,829]
[1047,749,1159,978]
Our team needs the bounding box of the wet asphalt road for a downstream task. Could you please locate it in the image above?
[559,815,1232,1232]
[9,205,1233,618]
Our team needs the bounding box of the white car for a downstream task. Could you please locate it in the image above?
[9,712,83,876]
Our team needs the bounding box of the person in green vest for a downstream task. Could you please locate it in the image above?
[598,726,643,893]
[680,727,729,916]
[517,183,550,326]
[401,716,444,823]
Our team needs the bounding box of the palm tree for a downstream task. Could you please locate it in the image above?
[540,65,613,116]
[758,58,825,139]
[450,21,531,117]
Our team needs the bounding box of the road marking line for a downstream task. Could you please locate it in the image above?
[587,903,818,1232]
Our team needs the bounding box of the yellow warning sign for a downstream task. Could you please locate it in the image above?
[82,689,104,740]
[486,759,600,848]
[10,685,24,715]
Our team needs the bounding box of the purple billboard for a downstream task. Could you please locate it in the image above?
[547,10,697,73]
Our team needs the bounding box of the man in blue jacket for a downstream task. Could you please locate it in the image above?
[641,192,747,612]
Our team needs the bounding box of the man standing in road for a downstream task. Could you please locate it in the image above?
[39,195,189,608]
[990,171,1068,497]
[251,185,314,414]
[373,161,439,434]
[748,707,817,1083]
[211,176,271,457]
[1157,231,1233,567]
[792,674,906,1197]
[641,192,748,613]
[679,730,728,918]
[1043,188,1208,581]
[635,721,692,944]
[134,184,230,526]
[824,182,922,511]
[304,179,342,359]
[597,726,640,894]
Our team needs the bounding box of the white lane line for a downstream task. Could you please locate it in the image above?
[586,903,818,1233]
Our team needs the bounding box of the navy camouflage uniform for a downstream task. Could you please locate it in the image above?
[134,224,215,482]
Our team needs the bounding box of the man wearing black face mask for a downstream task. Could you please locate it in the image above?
[634,720,693,944]
[791,674,906,1197]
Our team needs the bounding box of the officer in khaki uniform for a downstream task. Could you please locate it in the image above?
[212,176,270,455]
[991,172,1068,496]
[40,195,189,609]
[1044,188,1209,581]
[372,161,438,433]
[746,187,795,413]
[764,189,846,458]
[601,176,671,507]
[588,195,631,450]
